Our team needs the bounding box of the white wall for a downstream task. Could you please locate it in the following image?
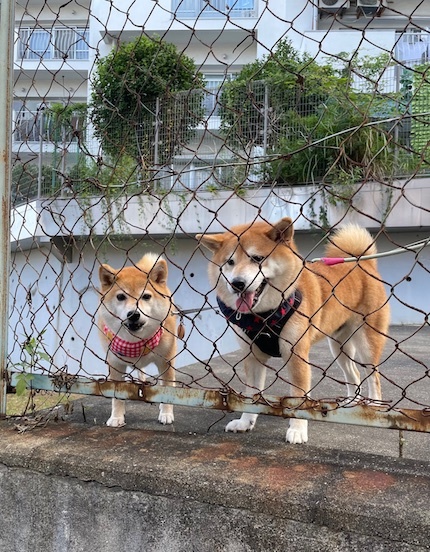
[297,29,396,61]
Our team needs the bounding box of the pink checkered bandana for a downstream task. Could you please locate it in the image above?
[103,325,163,358]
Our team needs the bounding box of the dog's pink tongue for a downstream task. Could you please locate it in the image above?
[236,291,255,313]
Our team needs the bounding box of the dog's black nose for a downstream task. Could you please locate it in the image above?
[127,311,140,323]
[231,278,246,292]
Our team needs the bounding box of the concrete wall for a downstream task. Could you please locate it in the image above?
[0,463,326,552]
[1,416,429,552]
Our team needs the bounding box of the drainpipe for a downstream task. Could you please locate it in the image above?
[312,1,319,31]
[0,0,15,417]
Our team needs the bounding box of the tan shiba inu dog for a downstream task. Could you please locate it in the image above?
[98,254,177,427]
[196,217,390,444]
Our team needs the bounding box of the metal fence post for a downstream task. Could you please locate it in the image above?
[0,0,15,417]
[263,82,269,157]
[154,96,160,166]
[38,108,44,199]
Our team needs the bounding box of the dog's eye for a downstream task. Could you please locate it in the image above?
[251,255,265,264]
[226,258,235,266]
[141,293,151,301]
[116,293,126,301]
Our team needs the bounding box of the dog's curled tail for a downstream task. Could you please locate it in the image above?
[324,225,377,263]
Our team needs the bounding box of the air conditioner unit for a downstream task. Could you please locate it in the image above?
[318,0,350,11]
[357,0,387,14]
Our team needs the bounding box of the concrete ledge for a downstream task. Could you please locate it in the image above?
[0,404,429,552]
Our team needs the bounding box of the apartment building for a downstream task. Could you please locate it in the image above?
[88,0,429,189]
[13,0,90,164]
[91,1,430,68]
[13,1,429,185]
[90,1,430,87]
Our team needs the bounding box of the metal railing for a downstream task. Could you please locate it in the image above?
[17,27,89,61]
[395,30,430,65]
[172,0,256,18]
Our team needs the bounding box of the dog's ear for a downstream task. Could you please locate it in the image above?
[195,233,225,253]
[150,258,168,285]
[99,264,118,289]
[266,217,294,244]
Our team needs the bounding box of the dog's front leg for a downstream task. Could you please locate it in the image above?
[156,360,175,425]
[106,361,127,427]
[285,353,311,444]
[225,350,268,433]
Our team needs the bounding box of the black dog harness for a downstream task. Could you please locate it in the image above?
[217,290,302,357]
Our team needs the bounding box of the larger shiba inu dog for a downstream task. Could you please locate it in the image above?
[98,254,177,427]
[196,217,390,444]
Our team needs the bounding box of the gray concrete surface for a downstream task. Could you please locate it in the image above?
[0,326,429,551]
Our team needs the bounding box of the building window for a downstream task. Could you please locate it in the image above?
[172,0,256,19]
[203,75,224,116]
[18,27,89,60]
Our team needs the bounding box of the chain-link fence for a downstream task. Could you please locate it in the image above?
[3,0,430,439]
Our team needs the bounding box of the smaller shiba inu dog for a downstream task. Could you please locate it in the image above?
[98,254,177,427]
[197,217,390,445]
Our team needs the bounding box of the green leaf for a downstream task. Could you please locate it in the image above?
[15,373,34,397]
[15,378,27,397]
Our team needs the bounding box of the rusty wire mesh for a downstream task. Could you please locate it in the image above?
[6,0,430,432]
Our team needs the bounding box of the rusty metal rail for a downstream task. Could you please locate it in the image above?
[10,372,430,433]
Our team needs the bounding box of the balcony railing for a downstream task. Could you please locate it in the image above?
[17,27,89,61]
[395,30,430,66]
[13,108,86,143]
[172,0,256,19]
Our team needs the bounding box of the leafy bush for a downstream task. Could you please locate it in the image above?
[90,35,205,168]
[220,40,414,185]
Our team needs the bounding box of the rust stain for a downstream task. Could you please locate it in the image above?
[340,469,397,493]
[186,438,336,481]
[231,462,331,491]
[189,441,243,463]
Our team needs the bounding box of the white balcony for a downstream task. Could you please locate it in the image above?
[12,107,85,161]
[172,0,257,19]
[17,27,89,61]
[92,0,259,48]
[299,29,397,61]
[14,27,90,77]
[395,30,430,66]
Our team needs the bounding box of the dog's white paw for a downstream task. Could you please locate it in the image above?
[286,419,308,444]
[225,418,255,433]
[106,416,126,428]
[158,410,174,425]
